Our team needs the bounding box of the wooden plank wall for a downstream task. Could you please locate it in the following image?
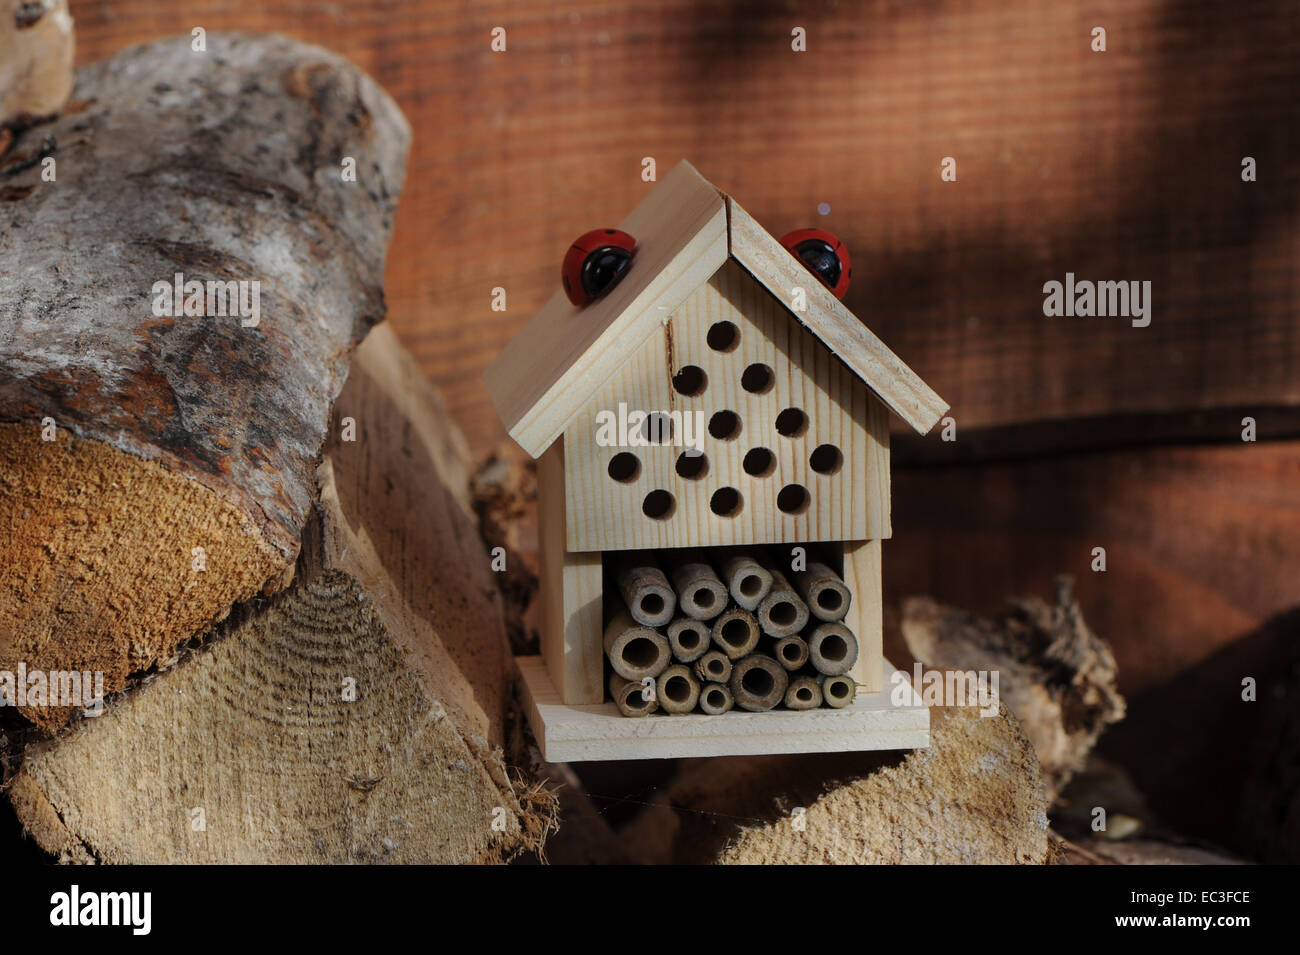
[69,0,1300,454]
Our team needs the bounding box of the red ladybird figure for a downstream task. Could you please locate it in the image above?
[562,228,638,307]
[779,228,851,300]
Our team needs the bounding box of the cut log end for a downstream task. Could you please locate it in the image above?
[0,422,289,730]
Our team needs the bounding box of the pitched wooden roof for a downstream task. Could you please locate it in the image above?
[484,161,948,458]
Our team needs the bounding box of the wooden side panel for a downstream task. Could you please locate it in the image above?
[563,259,889,551]
[842,539,884,693]
[537,440,604,704]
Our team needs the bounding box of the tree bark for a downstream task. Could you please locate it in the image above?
[6,325,553,863]
[0,32,409,730]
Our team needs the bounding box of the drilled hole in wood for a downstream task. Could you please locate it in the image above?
[672,365,707,396]
[777,483,809,514]
[741,363,774,394]
[607,451,639,483]
[710,486,742,517]
[775,407,808,437]
[742,446,774,477]
[809,443,842,475]
[640,412,674,444]
[708,410,740,440]
[707,320,739,352]
[675,451,708,479]
[642,489,675,519]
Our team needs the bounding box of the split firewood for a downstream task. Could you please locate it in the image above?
[711,606,761,660]
[792,561,852,622]
[656,664,701,715]
[6,325,552,863]
[698,682,734,715]
[730,654,788,711]
[615,692,1051,864]
[1,0,74,127]
[694,650,732,685]
[807,622,859,676]
[0,33,409,731]
[662,551,728,621]
[756,565,810,638]
[783,675,822,711]
[614,553,676,627]
[666,616,711,662]
[902,577,1125,802]
[609,674,657,718]
[717,551,773,611]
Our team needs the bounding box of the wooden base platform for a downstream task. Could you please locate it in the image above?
[516,655,929,762]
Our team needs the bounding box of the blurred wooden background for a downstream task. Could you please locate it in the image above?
[67,0,1299,849]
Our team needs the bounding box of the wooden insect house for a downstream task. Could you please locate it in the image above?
[485,161,948,761]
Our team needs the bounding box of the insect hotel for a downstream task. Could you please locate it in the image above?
[485,161,948,761]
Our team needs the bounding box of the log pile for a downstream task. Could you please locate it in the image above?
[603,549,860,717]
[1,33,555,864]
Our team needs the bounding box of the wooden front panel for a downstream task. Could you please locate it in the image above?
[563,258,890,551]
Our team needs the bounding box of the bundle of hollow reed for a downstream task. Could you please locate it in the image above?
[604,549,859,717]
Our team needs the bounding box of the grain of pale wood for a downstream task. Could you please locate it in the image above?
[536,440,604,704]
[517,654,927,763]
[841,540,884,693]
[614,697,1047,864]
[562,259,887,550]
[8,325,536,863]
[0,32,408,730]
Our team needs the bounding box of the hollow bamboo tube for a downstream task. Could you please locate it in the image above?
[756,565,810,638]
[710,606,761,660]
[783,674,823,711]
[693,650,732,685]
[792,561,852,622]
[730,654,788,712]
[806,621,859,676]
[819,673,856,708]
[603,610,672,682]
[667,616,711,662]
[656,664,701,714]
[717,551,773,612]
[614,552,676,627]
[698,682,734,715]
[771,634,809,671]
[663,551,728,621]
[608,673,658,718]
